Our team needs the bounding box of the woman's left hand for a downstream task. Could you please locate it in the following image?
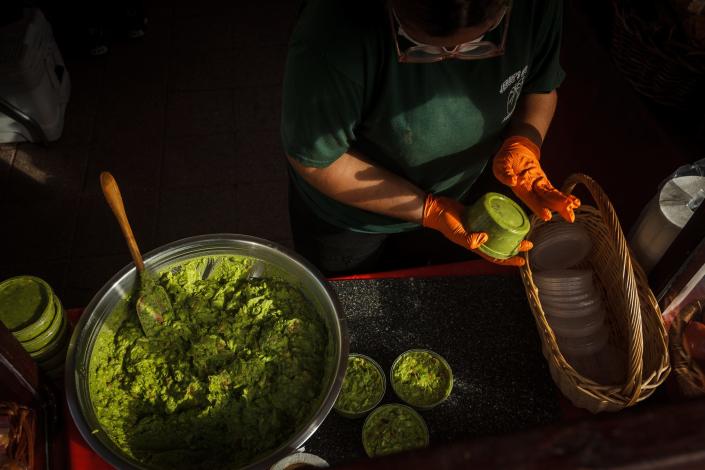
[493,136,580,222]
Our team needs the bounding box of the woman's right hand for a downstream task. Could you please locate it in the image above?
[422,194,532,267]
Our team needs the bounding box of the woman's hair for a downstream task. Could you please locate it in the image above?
[394,0,509,37]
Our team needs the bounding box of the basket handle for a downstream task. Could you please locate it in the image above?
[561,173,644,403]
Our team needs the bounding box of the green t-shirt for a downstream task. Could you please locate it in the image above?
[282,0,565,233]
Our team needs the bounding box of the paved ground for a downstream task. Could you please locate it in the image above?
[0,0,701,308]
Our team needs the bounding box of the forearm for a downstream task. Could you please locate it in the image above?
[505,90,558,148]
[287,152,426,224]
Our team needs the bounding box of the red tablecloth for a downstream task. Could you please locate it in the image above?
[64,259,587,468]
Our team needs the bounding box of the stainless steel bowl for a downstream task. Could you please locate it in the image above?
[65,234,349,469]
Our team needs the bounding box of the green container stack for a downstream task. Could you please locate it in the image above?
[0,276,69,381]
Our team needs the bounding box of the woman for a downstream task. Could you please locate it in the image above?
[282,0,579,275]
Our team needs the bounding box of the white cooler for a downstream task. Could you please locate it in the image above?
[0,8,71,144]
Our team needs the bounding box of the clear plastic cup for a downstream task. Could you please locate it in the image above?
[534,269,594,293]
[29,295,68,360]
[390,349,453,410]
[540,295,604,319]
[566,345,627,385]
[557,325,609,357]
[545,307,606,338]
[362,404,429,458]
[531,222,592,270]
[21,297,66,354]
[333,354,386,419]
[539,290,596,305]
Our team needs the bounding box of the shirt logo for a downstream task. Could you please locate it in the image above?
[500,65,528,123]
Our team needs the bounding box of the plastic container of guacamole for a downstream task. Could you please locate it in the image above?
[36,332,69,371]
[21,297,66,354]
[0,276,56,342]
[334,354,386,418]
[31,297,69,362]
[391,349,453,410]
[465,192,530,259]
[362,403,429,458]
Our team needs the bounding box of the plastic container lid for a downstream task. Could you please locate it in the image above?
[540,295,604,319]
[530,222,592,270]
[533,269,594,295]
[538,289,595,303]
[557,325,609,356]
[0,275,55,341]
[466,192,530,259]
[546,307,606,338]
[532,221,590,245]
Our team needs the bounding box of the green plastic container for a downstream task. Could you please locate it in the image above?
[362,404,429,458]
[32,299,69,363]
[21,298,66,354]
[36,334,69,371]
[391,349,453,410]
[0,276,55,342]
[465,192,531,259]
[334,354,386,418]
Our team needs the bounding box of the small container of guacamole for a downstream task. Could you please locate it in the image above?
[32,298,69,362]
[334,354,386,418]
[36,333,69,371]
[362,403,429,458]
[465,192,530,259]
[0,276,56,342]
[22,305,66,354]
[391,349,453,410]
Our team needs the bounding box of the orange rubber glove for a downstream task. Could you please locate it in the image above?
[422,194,533,267]
[492,136,581,222]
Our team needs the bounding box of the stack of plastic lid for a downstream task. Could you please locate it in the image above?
[531,222,626,384]
[0,276,69,382]
[530,221,593,271]
[534,269,608,352]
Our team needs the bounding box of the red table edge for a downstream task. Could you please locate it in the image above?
[328,259,518,281]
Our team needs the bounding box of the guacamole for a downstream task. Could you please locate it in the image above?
[89,256,329,469]
[334,355,384,415]
[362,404,428,457]
[391,350,452,408]
[0,276,53,339]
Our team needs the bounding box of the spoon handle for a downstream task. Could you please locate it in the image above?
[100,171,145,273]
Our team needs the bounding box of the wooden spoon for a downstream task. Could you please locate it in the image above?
[100,171,170,336]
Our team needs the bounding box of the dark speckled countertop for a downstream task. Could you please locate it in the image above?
[304,275,562,467]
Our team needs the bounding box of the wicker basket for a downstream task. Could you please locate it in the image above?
[0,401,36,468]
[669,300,705,396]
[520,174,670,413]
[611,0,705,109]
[670,0,705,48]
